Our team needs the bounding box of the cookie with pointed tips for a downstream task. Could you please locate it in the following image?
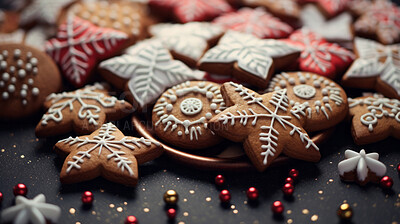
[55,123,164,186]
[208,82,320,172]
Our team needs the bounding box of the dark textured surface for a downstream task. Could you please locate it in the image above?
[0,115,399,224]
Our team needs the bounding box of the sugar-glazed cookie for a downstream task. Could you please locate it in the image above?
[35,83,133,137]
[0,44,62,119]
[152,81,225,149]
[208,82,320,171]
[338,149,386,185]
[55,123,164,186]
[241,0,301,21]
[342,38,400,99]
[198,31,300,89]
[266,72,348,132]
[348,94,400,145]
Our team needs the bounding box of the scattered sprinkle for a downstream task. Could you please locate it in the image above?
[144,208,150,213]
[287,210,292,215]
[189,190,195,194]
[311,214,318,221]
[116,207,123,212]
[206,197,211,202]
[233,209,238,214]
[183,212,189,216]
[302,209,309,215]
[109,204,115,208]
[69,208,76,214]
[318,190,323,195]
[287,219,293,224]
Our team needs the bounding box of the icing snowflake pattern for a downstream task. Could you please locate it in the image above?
[1,194,61,224]
[45,16,128,87]
[344,38,400,96]
[348,94,400,132]
[338,149,386,182]
[213,7,293,39]
[218,82,318,166]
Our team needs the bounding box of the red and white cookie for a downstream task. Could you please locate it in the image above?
[241,0,300,21]
[298,0,349,18]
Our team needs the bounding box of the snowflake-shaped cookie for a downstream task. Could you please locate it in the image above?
[149,0,233,23]
[19,0,74,25]
[99,39,203,109]
[149,22,224,67]
[266,72,348,132]
[354,1,400,45]
[55,123,163,186]
[35,83,132,137]
[198,31,300,89]
[213,7,293,39]
[1,194,61,224]
[299,0,350,17]
[348,94,400,144]
[45,16,129,87]
[241,0,300,20]
[342,38,400,99]
[208,82,320,171]
[283,28,354,79]
[152,81,226,149]
[338,149,387,185]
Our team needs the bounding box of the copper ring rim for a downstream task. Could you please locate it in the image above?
[132,116,335,171]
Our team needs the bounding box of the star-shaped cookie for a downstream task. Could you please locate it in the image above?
[19,0,74,26]
[55,123,164,186]
[298,0,349,17]
[45,16,129,87]
[198,31,300,89]
[342,38,400,99]
[348,94,400,145]
[35,83,133,137]
[208,82,320,171]
[99,39,204,109]
[241,0,301,21]
[212,7,293,39]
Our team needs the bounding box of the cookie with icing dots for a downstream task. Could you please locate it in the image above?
[0,43,62,119]
[55,123,164,186]
[266,72,348,132]
[152,81,226,149]
[35,83,133,137]
[338,149,387,185]
[348,94,400,145]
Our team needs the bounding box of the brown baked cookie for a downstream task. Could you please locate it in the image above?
[266,72,348,132]
[208,82,320,172]
[152,81,226,149]
[348,94,400,145]
[55,123,164,186]
[0,10,19,33]
[198,31,300,89]
[35,83,133,137]
[338,149,386,185]
[61,0,148,47]
[0,43,62,119]
[240,0,301,21]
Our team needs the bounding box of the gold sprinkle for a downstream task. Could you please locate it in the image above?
[20,155,25,158]
[343,200,348,203]
[178,222,185,224]
[116,207,123,212]
[319,197,324,200]
[144,208,150,213]
[91,211,96,215]
[287,210,292,214]
[183,198,187,202]
[233,209,238,214]
[318,190,323,195]
[109,204,115,208]
[69,208,76,214]
[76,222,81,224]
[13,145,16,148]
[329,179,334,183]
[311,214,318,221]
[244,200,248,205]
[124,202,128,205]
[398,194,400,198]
[183,212,189,216]
[287,219,293,224]
[231,205,235,209]
[189,190,195,194]
[302,209,309,215]
[206,197,211,202]
[1,149,5,152]
[394,202,400,207]
[353,203,358,207]
[100,189,104,193]
[142,188,146,191]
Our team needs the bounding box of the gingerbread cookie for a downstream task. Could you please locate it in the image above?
[212,7,293,39]
[298,0,349,18]
[19,0,75,26]
[63,0,148,46]
[342,38,400,99]
[354,1,400,45]
[0,44,62,119]
[149,22,224,67]
[152,81,225,149]
[0,26,55,51]
[46,16,129,87]
[149,0,233,23]
[198,31,300,89]
[241,0,301,21]
[99,39,204,110]
[348,94,400,145]
[338,149,387,185]
[0,10,19,33]
[55,123,164,186]
[266,72,348,132]
[35,83,133,137]
[208,82,320,171]
[283,28,354,79]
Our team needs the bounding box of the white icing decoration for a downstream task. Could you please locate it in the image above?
[58,123,160,175]
[40,83,121,126]
[0,194,61,224]
[199,31,300,79]
[0,29,25,45]
[338,149,387,182]
[32,87,39,96]
[99,39,202,108]
[2,92,8,99]
[180,98,203,116]
[348,94,400,132]
[219,82,318,165]
[345,38,400,96]
[2,72,9,81]
[293,84,316,99]
[19,0,74,25]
